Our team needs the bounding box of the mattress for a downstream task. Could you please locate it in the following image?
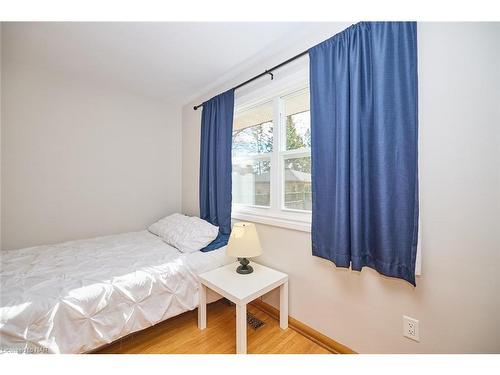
[0,230,232,354]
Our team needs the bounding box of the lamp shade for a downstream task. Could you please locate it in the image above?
[226,222,263,258]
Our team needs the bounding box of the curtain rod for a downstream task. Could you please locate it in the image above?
[193,49,309,110]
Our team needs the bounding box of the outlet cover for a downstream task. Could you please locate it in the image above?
[403,315,420,342]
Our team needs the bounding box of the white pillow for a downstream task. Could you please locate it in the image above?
[148,213,219,253]
[148,213,187,237]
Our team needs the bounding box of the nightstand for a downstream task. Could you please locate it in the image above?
[198,261,288,354]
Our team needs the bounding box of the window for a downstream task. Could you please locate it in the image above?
[232,87,311,231]
[282,89,311,211]
[232,101,273,207]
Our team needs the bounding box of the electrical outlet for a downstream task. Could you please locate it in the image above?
[403,315,420,342]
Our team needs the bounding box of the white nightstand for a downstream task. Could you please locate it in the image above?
[198,261,288,354]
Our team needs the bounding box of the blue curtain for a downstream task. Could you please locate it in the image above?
[309,22,419,285]
[199,89,235,252]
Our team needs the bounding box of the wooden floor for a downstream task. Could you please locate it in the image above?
[96,300,331,354]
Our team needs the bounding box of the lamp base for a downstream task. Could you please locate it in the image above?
[236,258,253,274]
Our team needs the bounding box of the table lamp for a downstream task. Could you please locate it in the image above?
[227,222,262,274]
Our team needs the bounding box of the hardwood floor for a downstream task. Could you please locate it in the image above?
[96,300,331,354]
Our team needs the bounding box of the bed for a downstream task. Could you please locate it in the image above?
[0,230,231,354]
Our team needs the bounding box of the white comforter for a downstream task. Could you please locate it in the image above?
[0,231,231,354]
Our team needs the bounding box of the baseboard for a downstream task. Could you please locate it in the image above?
[250,299,356,354]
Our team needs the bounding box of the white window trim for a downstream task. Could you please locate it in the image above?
[232,210,311,233]
[232,68,311,232]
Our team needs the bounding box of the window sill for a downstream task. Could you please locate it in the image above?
[232,211,311,233]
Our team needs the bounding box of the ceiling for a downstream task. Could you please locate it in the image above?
[2,22,348,105]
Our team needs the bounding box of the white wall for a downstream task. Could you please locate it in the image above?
[1,35,182,250]
[0,23,3,249]
[182,23,500,353]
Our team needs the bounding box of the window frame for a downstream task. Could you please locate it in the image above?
[232,76,312,232]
